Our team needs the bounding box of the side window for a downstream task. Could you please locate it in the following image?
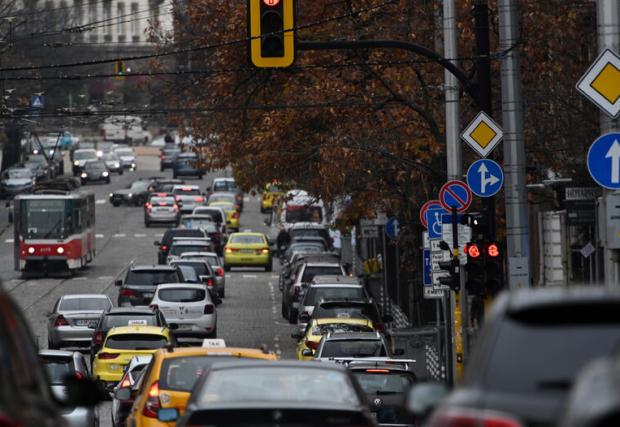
[77,355,89,375]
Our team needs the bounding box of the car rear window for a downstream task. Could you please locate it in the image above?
[213,181,238,192]
[304,287,365,307]
[181,219,217,232]
[159,355,237,392]
[41,358,74,385]
[169,244,211,256]
[285,205,323,223]
[126,271,180,286]
[150,197,175,205]
[301,266,343,283]
[60,298,111,311]
[193,209,223,223]
[105,334,168,350]
[173,262,210,277]
[158,288,206,303]
[313,323,374,335]
[483,314,620,394]
[103,314,157,329]
[353,371,414,394]
[320,340,387,358]
[162,229,205,247]
[229,235,265,245]
[173,188,201,196]
[314,305,380,323]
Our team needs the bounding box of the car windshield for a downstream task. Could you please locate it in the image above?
[301,266,343,283]
[353,372,414,394]
[230,235,265,245]
[313,323,374,335]
[173,187,201,196]
[158,288,205,303]
[130,181,149,190]
[103,314,157,329]
[291,229,329,239]
[197,367,360,405]
[193,209,223,223]
[285,205,323,223]
[320,340,387,358]
[173,262,210,276]
[182,219,217,231]
[304,287,365,307]
[22,199,69,239]
[59,298,110,311]
[170,245,210,256]
[74,150,97,160]
[126,270,180,286]
[483,315,620,394]
[85,162,105,172]
[115,149,133,156]
[160,356,238,392]
[213,181,238,192]
[6,169,31,179]
[150,197,175,205]
[209,194,235,203]
[105,334,168,350]
[41,359,73,385]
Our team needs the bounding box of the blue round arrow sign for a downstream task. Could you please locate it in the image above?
[588,132,620,190]
[466,159,504,197]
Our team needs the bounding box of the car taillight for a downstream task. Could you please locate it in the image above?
[93,331,105,345]
[97,352,119,360]
[75,371,85,380]
[142,381,161,418]
[54,315,69,327]
[194,196,204,202]
[232,211,239,219]
[204,304,215,314]
[427,409,524,427]
[207,278,214,287]
[161,245,168,251]
[120,288,137,297]
[261,248,269,254]
[225,247,237,253]
[305,340,319,350]
[215,267,224,277]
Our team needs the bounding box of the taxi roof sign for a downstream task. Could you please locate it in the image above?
[461,111,503,158]
[577,49,620,119]
[202,339,227,348]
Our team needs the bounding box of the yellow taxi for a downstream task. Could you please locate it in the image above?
[223,232,272,272]
[209,201,239,231]
[294,317,375,361]
[125,343,277,427]
[260,181,284,213]
[93,325,172,390]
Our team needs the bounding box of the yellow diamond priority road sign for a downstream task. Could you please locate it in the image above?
[577,49,620,119]
[461,111,503,158]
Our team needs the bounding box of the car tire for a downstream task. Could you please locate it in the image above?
[119,170,123,175]
[224,264,231,272]
[281,294,288,319]
[106,178,111,184]
[135,196,145,206]
[112,201,120,207]
[265,261,272,272]
[219,288,225,298]
[288,307,298,324]
[145,221,150,227]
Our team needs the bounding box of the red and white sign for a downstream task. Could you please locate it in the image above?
[419,200,444,229]
[439,180,472,213]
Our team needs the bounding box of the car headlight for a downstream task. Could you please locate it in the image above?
[27,247,35,254]
[102,171,109,177]
[109,193,113,197]
[56,247,64,254]
[74,160,79,166]
[131,163,136,168]
[128,193,133,198]
[113,162,120,168]
[33,149,39,154]
[96,150,103,157]
[80,173,87,178]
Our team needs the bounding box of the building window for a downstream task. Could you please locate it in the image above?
[88,0,97,31]
[74,0,83,27]
[130,2,138,36]
[103,0,111,35]
[117,2,126,36]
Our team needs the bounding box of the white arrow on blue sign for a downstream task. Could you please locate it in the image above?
[466,159,504,197]
[427,208,444,239]
[587,132,620,190]
[385,217,401,240]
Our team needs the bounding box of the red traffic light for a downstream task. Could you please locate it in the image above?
[487,243,500,258]
[263,0,280,5]
[466,243,480,258]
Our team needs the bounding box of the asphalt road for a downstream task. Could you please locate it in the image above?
[0,154,298,426]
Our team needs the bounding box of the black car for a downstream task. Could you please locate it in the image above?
[109,179,153,206]
[160,147,180,171]
[115,265,183,306]
[349,363,416,425]
[428,287,620,427]
[0,168,35,199]
[156,228,207,264]
[150,178,185,193]
[172,152,204,179]
[89,306,168,362]
[80,160,111,184]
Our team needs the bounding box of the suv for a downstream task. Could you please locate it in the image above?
[144,193,180,227]
[166,239,214,263]
[282,261,346,322]
[207,177,244,211]
[115,265,184,306]
[314,331,391,360]
[156,228,207,263]
[429,287,620,427]
[172,184,206,214]
[173,152,204,179]
[288,222,332,249]
[72,148,98,175]
[279,252,341,291]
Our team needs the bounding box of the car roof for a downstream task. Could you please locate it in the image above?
[38,350,75,358]
[61,294,109,300]
[105,307,156,315]
[171,240,211,246]
[313,318,374,327]
[213,177,235,182]
[347,362,412,373]
[304,262,343,267]
[130,265,177,271]
[500,286,620,313]
[179,251,218,257]
[205,360,347,372]
[172,184,200,190]
[324,331,382,341]
[155,282,207,290]
[310,275,359,285]
[170,259,208,265]
[107,325,169,336]
[230,232,265,237]
[289,222,328,230]
[153,346,278,360]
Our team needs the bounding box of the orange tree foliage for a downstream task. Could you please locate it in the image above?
[162,0,598,241]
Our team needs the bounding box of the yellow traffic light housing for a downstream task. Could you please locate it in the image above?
[248,0,295,68]
[115,61,126,80]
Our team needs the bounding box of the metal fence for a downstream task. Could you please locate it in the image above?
[389,327,446,382]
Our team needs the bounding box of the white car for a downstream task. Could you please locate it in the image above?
[150,283,218,339]
[113,147,137,170]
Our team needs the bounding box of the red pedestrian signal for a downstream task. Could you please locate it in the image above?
[487,243,500,258]
[467,243,481,258]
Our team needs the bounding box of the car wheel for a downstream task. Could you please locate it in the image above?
[119,170,123,175]
[136,196,145,206]
[145,221,150,227]
[281,294,288,319]
[106,178,111,184]
[224,264,231,272]
[288,307,298,324]
[112,201,120,207]
[265,261,273,272]
[219,288,225,298]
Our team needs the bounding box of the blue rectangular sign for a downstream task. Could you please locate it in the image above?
[423,249,432,286]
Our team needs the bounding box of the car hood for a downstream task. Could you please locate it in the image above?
[113,189,134,195]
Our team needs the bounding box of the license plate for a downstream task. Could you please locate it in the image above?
[240,249,253,253]
[143,293,154,299]
[76,319,96,327]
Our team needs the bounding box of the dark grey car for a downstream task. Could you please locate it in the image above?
[0,168,35,198]
[116,265,183,306]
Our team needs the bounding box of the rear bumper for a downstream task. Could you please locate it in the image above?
[146,213,179,223]
[167,318,216,336]
[62,406,96,427]
[224,253,270,266]
[49,326,95,344]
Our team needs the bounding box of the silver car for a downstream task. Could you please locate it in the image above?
[111,355,152,427]
[39,350,98,427]
[179,251,226,298]
[166,238,213,263]
[113,147,136,170]
[150,283,218,339]
[172,184,206,214]
[47,294,113,349]
[145,194,180,227]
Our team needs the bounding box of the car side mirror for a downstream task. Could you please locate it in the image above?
[158,408,179,422]
[393,348,405,356]
[291,332,302,340]
[153,241,160,246]
[62,376,107,407]
[302,349,313,357]
[114,387,132,402]
[114,279,122,287]
[406,383,450,420]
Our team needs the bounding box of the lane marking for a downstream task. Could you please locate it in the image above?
[113,233,126,238]
[270,275,279,279]
[242,274,257,279]
[154,233,164,237]
[98,276,113,280]
[71,277,88,281]
[243,229,252,232]
[4,238,14,243]
[96,234,104,239]
[95,199,106,205]
[134,233,146,238]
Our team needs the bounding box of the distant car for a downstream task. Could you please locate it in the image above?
[150,283,219,339]
[39,350,98,427]
[156,228,208,263]
[116,264,184,306]
[150,178,184,193]
[103,152,124,175]
[289,222,332,249]
[169,258,215,289]
[179,252,226,297]
[180,214,225,255]
[310,299,391,334]
[172,184,206,214]
[26,154,55,179]
[72,148,98,175]
[223,232,271,272]
[111,355,152,427]
[314,331,391,360]
[167,239,214,263]
[170,361,376,427]
[260,181,283,213]
[47,294,113,349]
[160,147,180,171]
[113,147,137,170]
[207,177,244,211]
[144,193,181,227]
[209,201,239,231]
[22,159,48,181]
[0,167,35,198]
[427,287,620,427]
[192,206,228,234]
[173,152,204,179]
[109,179,152,206]
[80,160,111,184]
[207,192,239,210]
[90,306,168,363]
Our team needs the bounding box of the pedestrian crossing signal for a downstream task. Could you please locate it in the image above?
[115,61,126,80]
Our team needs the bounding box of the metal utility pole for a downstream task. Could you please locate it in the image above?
[498,0,530,288]
[444,0,461,181]
[597,0,620,287]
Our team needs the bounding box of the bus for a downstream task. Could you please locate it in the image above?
[13,190,96,275]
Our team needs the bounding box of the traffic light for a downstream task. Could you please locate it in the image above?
[248,0,295,68]
[438,259,460,292]
[465,242,485,296]
[114,61,126,80]
[484,241,503,296]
